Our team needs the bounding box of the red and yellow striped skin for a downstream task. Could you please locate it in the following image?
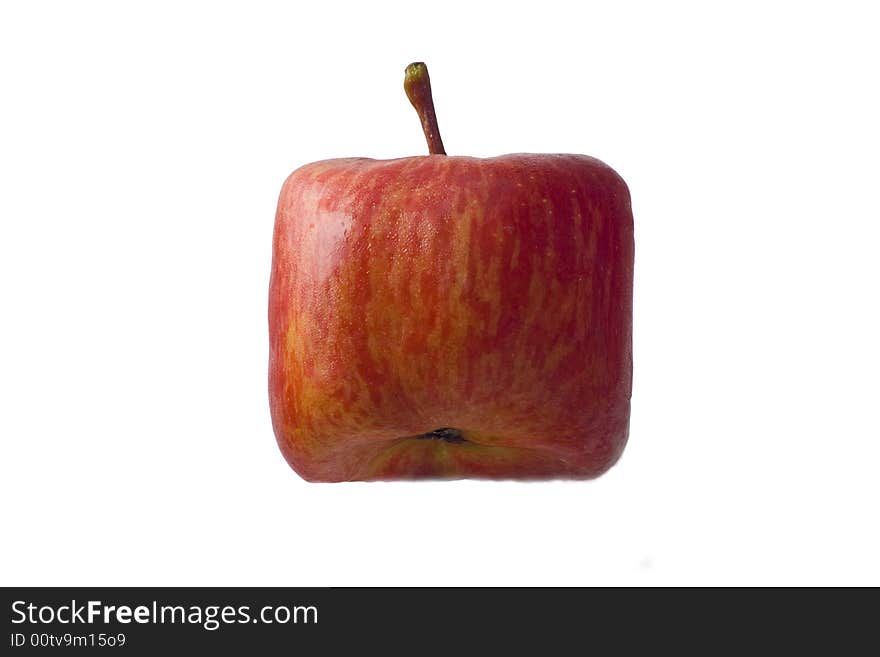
[269,154,633,481]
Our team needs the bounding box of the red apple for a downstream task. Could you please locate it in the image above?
[269,63,633,481]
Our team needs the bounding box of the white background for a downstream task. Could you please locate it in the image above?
[2,1,878,586]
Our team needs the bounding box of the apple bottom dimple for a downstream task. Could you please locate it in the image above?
[411,427,468,443]
[280,417,629,482]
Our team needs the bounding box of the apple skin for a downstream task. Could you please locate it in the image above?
[269,154,633,481]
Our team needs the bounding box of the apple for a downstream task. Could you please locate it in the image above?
[269,63,633,481]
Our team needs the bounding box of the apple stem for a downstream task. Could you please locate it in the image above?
[404,62,447,155]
